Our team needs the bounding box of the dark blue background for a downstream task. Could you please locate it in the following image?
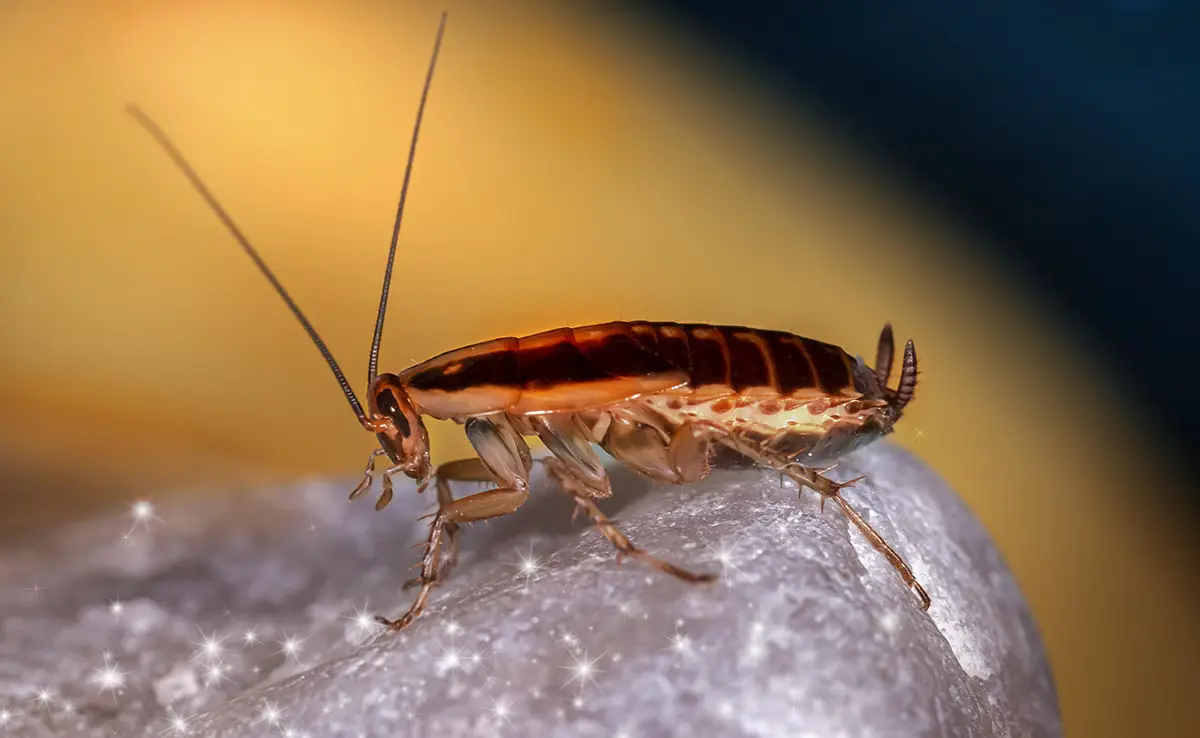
[632,2,1200,505]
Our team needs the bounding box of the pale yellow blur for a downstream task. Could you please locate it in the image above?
[1,3,1195,737]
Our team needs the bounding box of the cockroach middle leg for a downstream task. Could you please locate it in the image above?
[787,464,931,611]
[532,413,612,522]
[401,457,495,590]
[600,415,715,486]
[541,456,717,584]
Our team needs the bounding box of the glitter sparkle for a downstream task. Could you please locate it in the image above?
[130,500,159,527]
[89,656,128,697]
[276,632,306,661]
[512,543,543,592]
[344,602,381,641]
[29,684,55,711]
[190,628,227,664]
[203,662,228,688]
[162,707,192,736]
[489,695,514,726]
[436,641,470,675]
[669,631,695,659]
[706,536,745,577]
[564,649,604,692]
[255,700,284,727]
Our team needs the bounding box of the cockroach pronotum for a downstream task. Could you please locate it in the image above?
[127,12,929,632]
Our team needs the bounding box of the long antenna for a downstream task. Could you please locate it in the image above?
[126,105,368,422]
[367,11,448,381]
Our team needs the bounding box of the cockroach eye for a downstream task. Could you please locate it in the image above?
[377,389,411,436]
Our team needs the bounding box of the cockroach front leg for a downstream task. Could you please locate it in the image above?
[377,416,533,632]
[401,457,495,590]
[348,447,388,502]
[347,446,411,512]
[786,464,931,611]
[377,480,530,631]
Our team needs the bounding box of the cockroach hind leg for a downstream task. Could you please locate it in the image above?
[818,474,866,514]
[797,466,931,611]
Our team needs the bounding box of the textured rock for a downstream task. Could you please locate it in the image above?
[0,443,1059,737]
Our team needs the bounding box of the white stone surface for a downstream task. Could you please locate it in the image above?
[0,443,1059,737]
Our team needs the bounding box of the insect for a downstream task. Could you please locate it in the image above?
[127,12,929,632]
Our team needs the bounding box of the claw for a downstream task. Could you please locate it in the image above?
[375,484,394,511]
[374,614,400,628]
[348,475,372,501]
[416,476,434,495]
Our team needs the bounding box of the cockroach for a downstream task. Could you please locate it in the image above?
[127,12,929,632]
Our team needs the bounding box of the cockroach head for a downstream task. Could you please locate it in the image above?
[367,373,432,483]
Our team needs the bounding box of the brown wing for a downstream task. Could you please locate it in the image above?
[401,325,687,418]
[401,321,855,419]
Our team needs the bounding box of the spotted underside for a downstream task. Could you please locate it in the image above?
[400,321,880,421]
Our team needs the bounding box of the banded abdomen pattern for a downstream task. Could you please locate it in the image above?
[402,322,861,419]
[623,322,857,397]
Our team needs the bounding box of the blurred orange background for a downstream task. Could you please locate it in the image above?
[1,2,1196,737]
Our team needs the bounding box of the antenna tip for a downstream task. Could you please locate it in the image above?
[125,104,155,130]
